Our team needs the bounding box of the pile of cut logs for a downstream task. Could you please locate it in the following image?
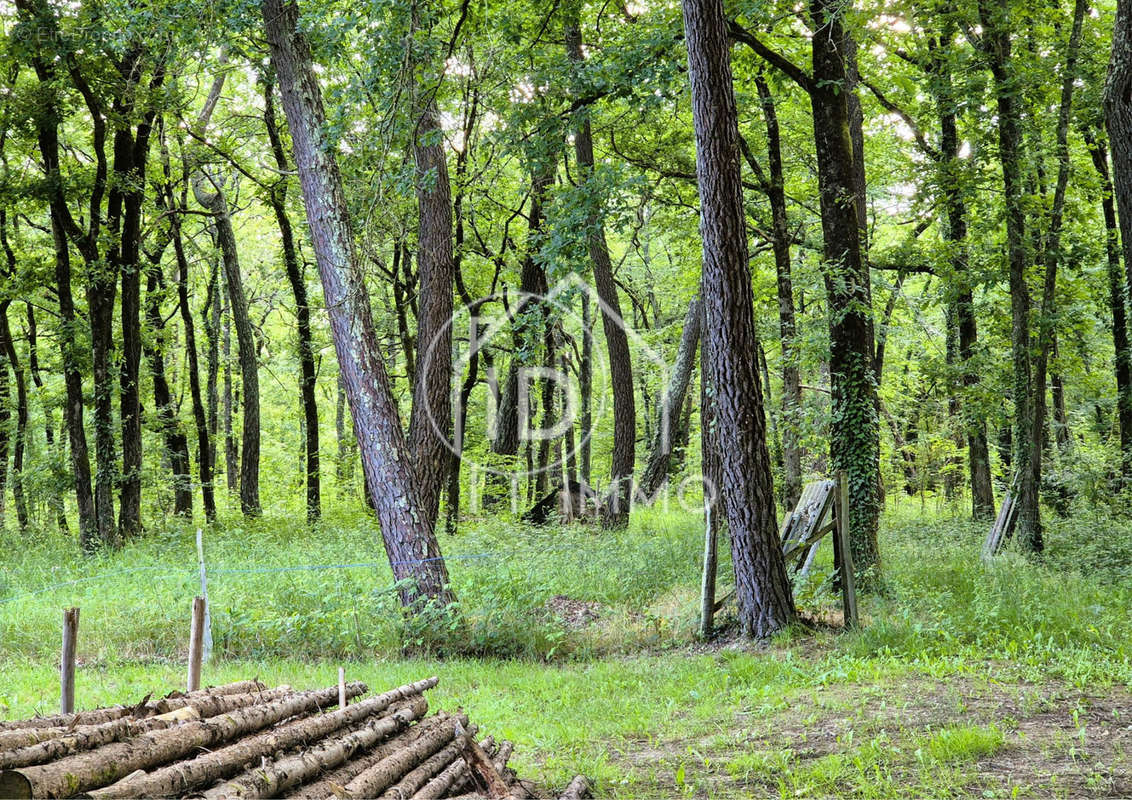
[0,678,590,800]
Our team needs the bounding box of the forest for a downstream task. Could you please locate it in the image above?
[0,0,1131,795]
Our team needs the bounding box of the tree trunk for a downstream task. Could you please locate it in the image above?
[221,280,237,496]
[755,75,803,510]
[566,7,636,527]
[143,259,193,517]
[579,293,593,487]
[26,305,69,534]
[930,24,995,518]
[0,302,28,532]
[683,0,795,638]
[407,52,455,528]
[172,212,217,521]
[810,0,881,578]
[1087,132,1132,481]
[1106,0,1132,484]
[263,0,455,609]
[263,76,321,522]
[638,296,701,500]
[204,255,221,485]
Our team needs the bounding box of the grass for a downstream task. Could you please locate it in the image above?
[1,500,1130,797]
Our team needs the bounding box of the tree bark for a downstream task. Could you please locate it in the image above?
[566,7,636,527]
[683,0,795,638]
[263,0,454,609]
[1087,133,1132,481]
[1107,0,1132,484]
[809,0,881,577]
[263,75,321,521]
[407,36,455,528]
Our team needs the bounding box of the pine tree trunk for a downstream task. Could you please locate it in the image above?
[684,0,795,638]
[263,0,455,609]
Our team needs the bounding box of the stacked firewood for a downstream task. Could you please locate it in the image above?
[0,678,590,800]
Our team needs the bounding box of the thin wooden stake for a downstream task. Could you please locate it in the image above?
[187,596,206,692]
[338,667,346,709]
[699,500,718,638]
[834,471,859,629]
[60,607,79,714]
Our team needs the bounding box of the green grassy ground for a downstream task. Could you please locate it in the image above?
[1,504,1130,797]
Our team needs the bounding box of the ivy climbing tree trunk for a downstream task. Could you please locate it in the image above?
[809,0,881,577]
[683,0,795,638]
[263,0,454,610]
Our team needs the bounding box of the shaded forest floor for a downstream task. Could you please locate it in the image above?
[2,502,1131,796]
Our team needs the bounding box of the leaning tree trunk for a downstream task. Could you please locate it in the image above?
[755,75,803,510]
[566,7,636,527]
[683,0,795,638]
[1107,0,1132,483]
[637,296,701,500]
[406,70,455,528]
[263,77,321,522]
[263,0,454,609]
[810,0,881,578]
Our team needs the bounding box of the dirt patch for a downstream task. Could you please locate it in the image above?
[545,595,604,631]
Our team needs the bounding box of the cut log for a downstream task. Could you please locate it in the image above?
[153,686,282,715]
[558,774,591,800]
[379,724,476,799]
[1,687,309,770]
[199,705,442,799]
[283,715,450,800]
[412,736,493,800]
[87,682,437,799]
[341,713,467,798]
[0,684,367,798]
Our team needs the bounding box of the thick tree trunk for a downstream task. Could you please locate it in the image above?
[1107,0,1132,483]
[755,75,803,510]
[566,8,636,527]
[810,0,881,578]
[407,66,455,528]
[1087,133,1132,480]
[683,0,795,638]
[638,296,701,500]
[263,77,321,522]
[263,0,454,609]
[204,256,221,485]
[221,283,237,496]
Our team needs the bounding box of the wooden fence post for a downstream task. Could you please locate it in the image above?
[338,667,347,709]
[187,596,206,692]
[60,607,79,714]
[834,471,859,629]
